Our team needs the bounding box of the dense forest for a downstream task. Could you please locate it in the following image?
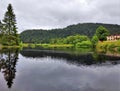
[20,23,120,43]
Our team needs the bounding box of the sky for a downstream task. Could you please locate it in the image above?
[0,0,120,33]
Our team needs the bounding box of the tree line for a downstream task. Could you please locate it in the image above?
[50,26,109,48]
[0,4,20,46]
[20,23,120,43]
[21,25,109,49]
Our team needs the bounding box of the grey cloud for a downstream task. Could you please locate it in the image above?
[0,0,120,32]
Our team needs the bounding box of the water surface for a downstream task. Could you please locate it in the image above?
[0,49,120,91]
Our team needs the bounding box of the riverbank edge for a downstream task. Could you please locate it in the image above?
[96,40,120,53]
[0,44,21,49]
[1,40,120,54]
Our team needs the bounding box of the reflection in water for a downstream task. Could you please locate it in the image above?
[0,48,120,91]
[0,49,19,88]
[20,49,120,66]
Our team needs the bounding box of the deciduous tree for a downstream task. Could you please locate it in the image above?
[95,26,109,41]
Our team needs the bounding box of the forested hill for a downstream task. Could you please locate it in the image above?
[20,23,120,43]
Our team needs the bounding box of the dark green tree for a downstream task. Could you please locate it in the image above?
[0,20,6,36]
[95,26,109,41]
[2,4,19,45]
[3,4,17,35]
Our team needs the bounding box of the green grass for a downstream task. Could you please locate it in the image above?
[22,43,74,49]
[96,40,120,53]
[0,43,21,50]
[1,45,21,49]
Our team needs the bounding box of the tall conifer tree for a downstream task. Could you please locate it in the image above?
[2,4,19,45]
[3,4,17,36]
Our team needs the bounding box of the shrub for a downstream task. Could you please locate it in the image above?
[91,35,99,48]
[76,41,92,48]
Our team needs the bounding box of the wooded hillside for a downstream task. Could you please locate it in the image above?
[20,23,120,43]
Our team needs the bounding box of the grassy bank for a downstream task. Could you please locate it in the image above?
[2,40,120,55]
[0,43,22,50]
[0,42,92,50]
[96,40,120,53]
[22,43,74,49]
[0,45,21,49]
[22,43,92,54]
[22,42,94,49]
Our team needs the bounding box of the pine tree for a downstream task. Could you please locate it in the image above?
[3,4,17,35]
[2,4,19,45]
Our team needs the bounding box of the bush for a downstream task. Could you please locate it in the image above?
[96,40,120,53]
[91,35,99,48]
[76,41,92,48]
[0,35,20,46]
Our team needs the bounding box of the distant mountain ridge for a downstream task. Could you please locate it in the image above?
[20,23,120,43]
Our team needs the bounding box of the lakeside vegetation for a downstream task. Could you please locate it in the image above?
[21,25,120,54]
[96,40,120,53]
[21,25,109,49]
[19,20,120,54]
[22,43,74,49]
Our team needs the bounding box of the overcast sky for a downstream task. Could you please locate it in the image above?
[0,0,120,32]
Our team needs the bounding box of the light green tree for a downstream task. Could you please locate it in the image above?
[91,35,99,48]
[95,26,109,41]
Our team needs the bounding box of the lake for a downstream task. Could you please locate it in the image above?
[0,48,120,91]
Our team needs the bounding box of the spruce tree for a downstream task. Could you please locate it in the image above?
[2,4,19,45]
[3,4,17,35]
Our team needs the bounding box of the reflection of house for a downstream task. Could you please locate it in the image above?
[107,35,120,41]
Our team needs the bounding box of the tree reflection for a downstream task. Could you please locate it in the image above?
[0,49,19,88]
[20,49,120,66]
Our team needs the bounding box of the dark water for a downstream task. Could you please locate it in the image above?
[0,49,120,91]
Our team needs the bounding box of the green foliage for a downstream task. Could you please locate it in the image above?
[50,35,89,45]
[22,35,91,49]
[95,26,109,41]
[3,4,17,35]
[48,34,91,48]
[91,35,99,47]
[96,40,120,53]
[65,35,89,44]
[22,43,74,49]
[76,41,92,48]
[20,23,120,43]
[0,4,20,46]
[50,38,64,44]
[1,36,17,46]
